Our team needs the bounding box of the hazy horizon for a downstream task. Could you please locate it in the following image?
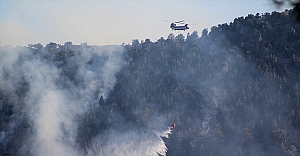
[0,1,292,46]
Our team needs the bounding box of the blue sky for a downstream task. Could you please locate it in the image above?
[0,0,292,46]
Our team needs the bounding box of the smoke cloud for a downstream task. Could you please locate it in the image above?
[1,14,299,155]
[0,43,172,156]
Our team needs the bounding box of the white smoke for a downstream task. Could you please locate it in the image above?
[88,128,171,156]
[85,113,172,156]
[0,44,171,156]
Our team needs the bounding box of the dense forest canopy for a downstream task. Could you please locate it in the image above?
[1,9,300,156]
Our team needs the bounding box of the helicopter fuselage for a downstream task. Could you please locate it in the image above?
[170,23,189,31]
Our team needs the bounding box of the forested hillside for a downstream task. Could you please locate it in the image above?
[1,9,300,156]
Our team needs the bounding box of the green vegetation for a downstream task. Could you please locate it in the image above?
[1,9,300,156]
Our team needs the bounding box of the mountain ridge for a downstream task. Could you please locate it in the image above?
[1,9,300,156]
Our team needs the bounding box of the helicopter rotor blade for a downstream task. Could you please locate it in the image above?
[188,23,197,25]
[163,20,169,23]
[174,20,185,23]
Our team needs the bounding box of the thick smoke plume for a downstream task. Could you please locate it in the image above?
[1,10,300,156]
[0,43,171,156]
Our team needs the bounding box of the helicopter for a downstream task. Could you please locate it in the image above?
[163,20,195,31]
